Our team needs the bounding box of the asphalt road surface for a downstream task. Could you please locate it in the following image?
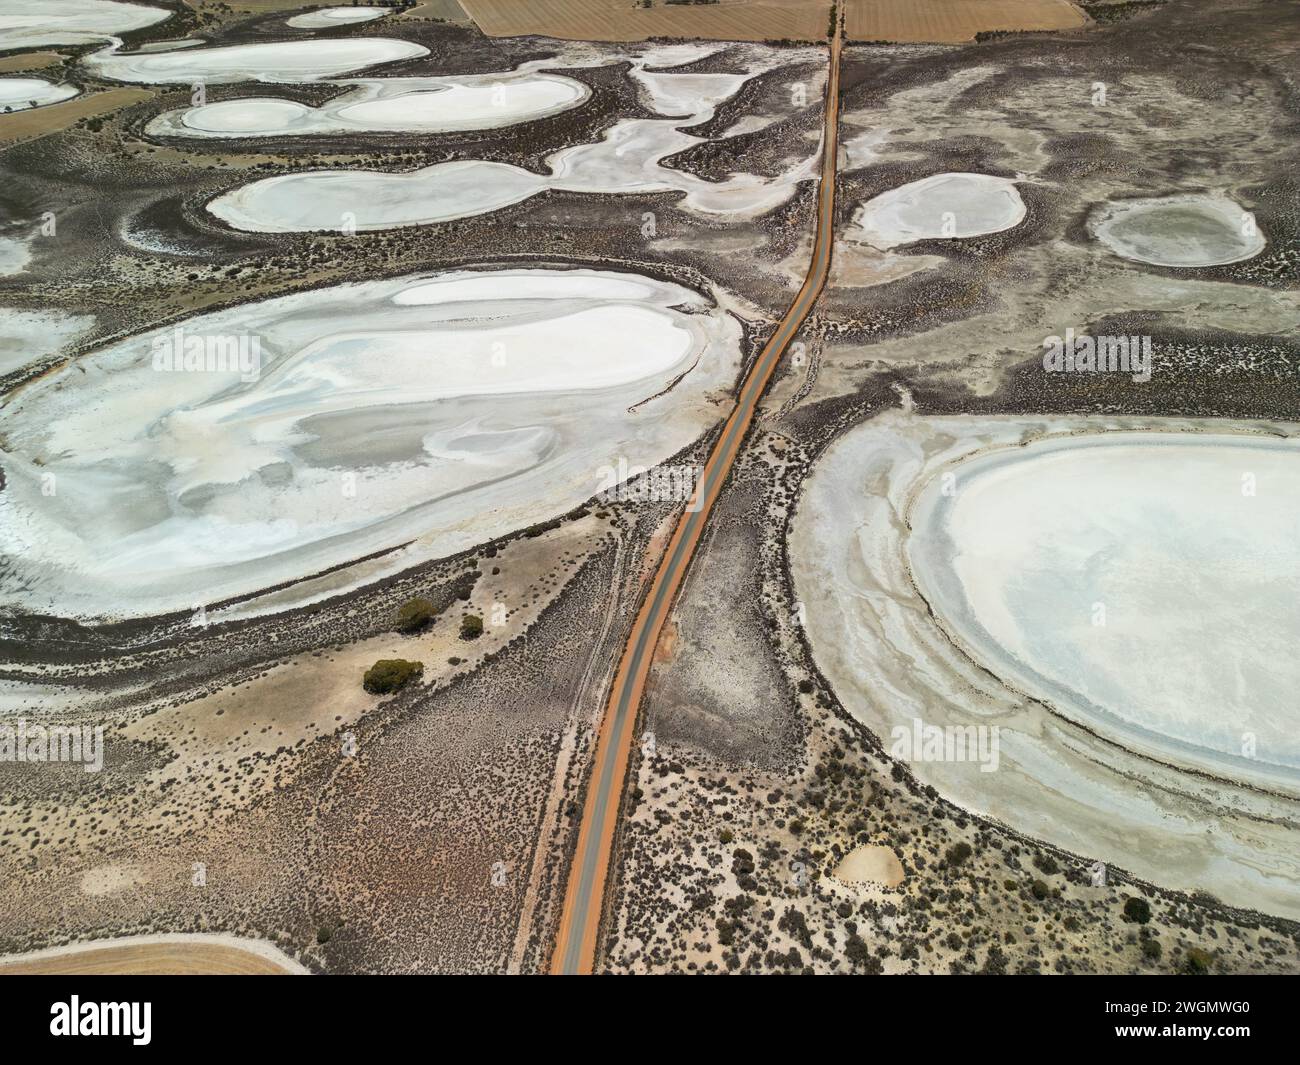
[551,23,844,976]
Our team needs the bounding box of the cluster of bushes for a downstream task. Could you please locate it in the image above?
[393,595,484,642]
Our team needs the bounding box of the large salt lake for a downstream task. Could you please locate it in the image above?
[148,70,590,138]
[908,431,1300,781]
[791,411,1300,918]
[0,268,741,620]
[0,0,168,48]
[85,37,429,84]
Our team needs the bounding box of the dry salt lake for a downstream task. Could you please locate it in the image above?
[791,411,1300,918]
[0,268,741,620]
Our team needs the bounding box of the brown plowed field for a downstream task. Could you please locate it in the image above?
[0,939,300,975]
[459,0,831,42]
[846,0,1087,44]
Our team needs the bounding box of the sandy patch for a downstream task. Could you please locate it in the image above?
[78,864,144,897]
[830,241,945,287]
[833,844,904,887]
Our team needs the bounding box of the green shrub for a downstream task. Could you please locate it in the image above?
[1030,879,1050,901]
[1141,936,1162,962]
[459,614,484,640]
[1183,947,1213,975]
[362,658,424,694]
[394,596,437,633]
[1123,896,1152,924]
[946,841,973,867]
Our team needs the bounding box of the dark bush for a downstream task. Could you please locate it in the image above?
[1123,896,1152,924]
[362,658,424,694]
[843,933,871,965]
[459,614,484,640]
[394,596,437,633]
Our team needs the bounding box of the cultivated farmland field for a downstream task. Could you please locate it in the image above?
[0,936,303,975]
[459,0,832,42]
[0,88,152,146]
[846,0,1087,43]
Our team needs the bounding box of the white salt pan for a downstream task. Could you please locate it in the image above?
[848,172,1025,251]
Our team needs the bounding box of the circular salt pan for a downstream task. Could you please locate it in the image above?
[1089,194,1265,267]
[0,76,78,111]
[0,268,741,620]
[909,432,1300,783]
[84,37,429,84]
[287,6,389,29]
[849,172,1026,251]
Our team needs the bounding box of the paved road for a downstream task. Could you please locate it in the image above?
[551,25,844,976]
